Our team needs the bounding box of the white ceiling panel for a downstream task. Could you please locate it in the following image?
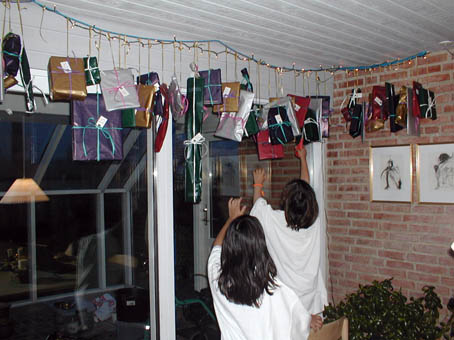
[37,0,454,69]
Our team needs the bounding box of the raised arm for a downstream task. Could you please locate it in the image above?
[213,198,246,246]
[297,145,310,183]
[252,168,267,204]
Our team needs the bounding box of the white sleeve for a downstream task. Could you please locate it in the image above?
[250,197,271,221]
[290,300,311,340]
[207,245,222,284]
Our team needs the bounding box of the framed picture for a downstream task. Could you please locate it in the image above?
[369,145,412,202]
[416,143,454,204]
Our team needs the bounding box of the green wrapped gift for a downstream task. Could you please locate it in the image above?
[245,104,261,137]
[83,56,101,86]
[185,77,204,204]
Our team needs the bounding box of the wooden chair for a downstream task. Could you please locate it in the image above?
[308,317,348,340]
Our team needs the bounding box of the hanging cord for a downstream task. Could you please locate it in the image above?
[179,42,182,82]
[274,68,278,97]
[2,1,8,39]
[95,31,102,61]
[315,72,320,97]
[324,72,327,96]
[234,52,238,81]
[147,40,151,74]
[39,5,47,42]
[107,33,117,70]
[66,17,69,57]
[257,61,261,104]
[302,72,305,96]
[248,57,251,83]
[138,38,141,76]
[268,66,271,98]
[294,69,297,94]
[7,0,11,33]
[173,40,176,75]
[118,36,121,69]
[208,41,210,69]
[161,42,164,80]
[88,25,92,56]
[123,35,128,69]
[307,72,311,96]
[225,47,228,81]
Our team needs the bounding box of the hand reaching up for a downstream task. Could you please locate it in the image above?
[228,197,247,221]
[253,168,267,185]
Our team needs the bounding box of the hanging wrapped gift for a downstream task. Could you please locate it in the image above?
[101,68,139,111]
[169,74,188,121]
[83,56,101,86]
[185,76,205,203]
[122,84,156,128]
[349,103,363,138]
[395,86,407,127]
[288,94,311,128]
[137,72,163,117]
[215,90,254,141]
[256,129,284,160]
[199,68,223,105]
[407,87,420,136]
[48,56,87,101]
[417,86,437,120]
[240,67,253,92]
[268,106,294,145]
[244,104,261,137]
[303,98,322,144]
[155,84,170,152]
[72,93,123,161]
[212,82,240,112]
[386,82,403,133]
[261,97,300,137]
[412,81,422,118]
[311,95,331,138]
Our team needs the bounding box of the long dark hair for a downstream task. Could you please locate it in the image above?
[218,215,277,308]
[280,179,319,230]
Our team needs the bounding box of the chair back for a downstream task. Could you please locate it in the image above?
[308,317,348,340]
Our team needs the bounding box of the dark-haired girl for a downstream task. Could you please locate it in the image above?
[208,198,311,340]
[251,146,327,331]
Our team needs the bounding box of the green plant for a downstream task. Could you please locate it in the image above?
[323,278,454,340]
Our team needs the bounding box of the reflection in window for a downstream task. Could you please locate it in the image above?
[0,111,151,339]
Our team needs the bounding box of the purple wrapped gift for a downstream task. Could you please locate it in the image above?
[72,93,123,161]
[199,68,223,105]
[137,71,163,117]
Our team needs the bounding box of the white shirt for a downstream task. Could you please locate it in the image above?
[208,246,311,340]
[250,197,328,314]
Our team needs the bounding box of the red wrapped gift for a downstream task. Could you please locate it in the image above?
[412,81,422,118]
[287,94,311,128]
[371,86,388,120]
[256,129,284,160]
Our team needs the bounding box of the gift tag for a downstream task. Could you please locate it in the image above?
[96,115,108,128]
[60,61,72,74]
[223,87,231,97]
[154,83,160,91]
[295,103,301,111]
[118,86,130,97]
[374,97,383,106]
[275,114,283,124]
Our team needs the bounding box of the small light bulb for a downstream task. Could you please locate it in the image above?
[451,242,454,252]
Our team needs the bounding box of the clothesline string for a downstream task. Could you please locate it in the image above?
[28,0,428,74]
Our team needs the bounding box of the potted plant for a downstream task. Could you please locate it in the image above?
[323,278,454,340]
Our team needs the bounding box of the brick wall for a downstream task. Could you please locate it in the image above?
[328,50,454,307]
[239,50,454,312]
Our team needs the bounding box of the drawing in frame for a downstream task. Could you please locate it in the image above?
[416,142,454,204]
[369,145,412,202]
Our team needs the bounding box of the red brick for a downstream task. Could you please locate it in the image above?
[407,271,440,283]
[379,267,407,279]
[378,250,405,260]
[349,229,374,238]
[407,253,439,264]
[415,264,448,275]
[420,73,450,83]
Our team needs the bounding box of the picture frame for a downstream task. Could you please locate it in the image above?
[369,145,412,202]
[416,143,454,204]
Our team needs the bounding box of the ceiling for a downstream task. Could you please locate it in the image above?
[37,0,454,70]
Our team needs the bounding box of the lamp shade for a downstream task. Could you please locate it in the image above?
[0,178,49,204]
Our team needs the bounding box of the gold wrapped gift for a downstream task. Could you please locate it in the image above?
[213,82,240,112]
[136,84,156,128]
[366,119,384,133]
[270,96,296,107]
[48,56,87,101]
[395,86,407,126]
